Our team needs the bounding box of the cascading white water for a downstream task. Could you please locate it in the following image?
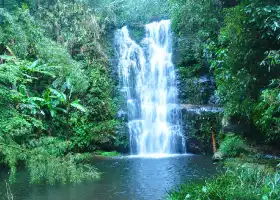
[115,20,185,156]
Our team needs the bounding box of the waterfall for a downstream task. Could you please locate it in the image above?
[115,20,185,156]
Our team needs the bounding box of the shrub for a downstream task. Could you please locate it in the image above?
[168,162,279,200]
[219,135,248,157]
[95,150,120,157]
[27,149,100,184]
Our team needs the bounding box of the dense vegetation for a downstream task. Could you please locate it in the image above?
[169,159,280,200]
[0,0,129,183]
[168,0,280,199]
[1,0,280,199]
[170,0,280,144]
[168,135,280,200]
[0,0,172,185]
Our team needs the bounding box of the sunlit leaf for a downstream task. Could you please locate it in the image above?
[70,100,87,112]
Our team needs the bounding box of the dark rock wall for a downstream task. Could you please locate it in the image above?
[172,32,223,154]
[181,105,223,154]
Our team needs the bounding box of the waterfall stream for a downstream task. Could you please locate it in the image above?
[115,20,185,156]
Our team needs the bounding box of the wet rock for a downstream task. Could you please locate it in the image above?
[117,110,128,121]
[186,137,203,154]
[208,94,220,105]
[212,151,224,162]
[222,116,252,134]
[194,75,210,84]
[178,76,216,105]
[181,104,223,114]
[181,104,223,154]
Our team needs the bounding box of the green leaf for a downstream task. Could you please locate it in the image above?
[50,109,56,117]
[70,100,87,112]
[29,97,45,102]
[202,186,207,193]
[50,88,66,102]
[55,107,67,113]
[0,55,16,61]
[19,85,27,96]
[29,60,39,69]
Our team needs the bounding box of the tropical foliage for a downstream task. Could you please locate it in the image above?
[168,0,280,199]
[0,0,126,183]
[1,1,280,198]
[168,161,280,200]
[170,0,280,142]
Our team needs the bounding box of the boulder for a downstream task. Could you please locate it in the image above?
[212,151,224,162]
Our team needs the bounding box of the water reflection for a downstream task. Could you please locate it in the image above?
[0,155,216,200]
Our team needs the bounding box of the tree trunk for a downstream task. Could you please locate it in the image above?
[211,127,217,153]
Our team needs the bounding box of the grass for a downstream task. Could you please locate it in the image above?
[94,150,120,157]
[218,134,249,158]
[168,135,280,200]
[168,161,280,200]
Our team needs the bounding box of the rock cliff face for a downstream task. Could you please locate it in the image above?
[113,21,224,154]
[172,32,223,154]
[178,76,217,105]
[172,32,218,105]
[180,104,223,154]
